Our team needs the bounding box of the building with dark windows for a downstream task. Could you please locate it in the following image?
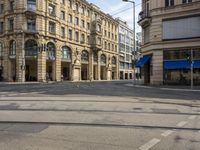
[137,0,200,85]
[116,18,134,80]
[0,0,119,82]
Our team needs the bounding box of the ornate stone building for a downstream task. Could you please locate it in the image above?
[0,0,119,82]
[138,0,200,85]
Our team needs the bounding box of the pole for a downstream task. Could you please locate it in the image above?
[191,49,193,89]
[133,1,136,85]
[21,24,25,82]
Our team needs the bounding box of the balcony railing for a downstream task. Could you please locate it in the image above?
[138,10,150,23]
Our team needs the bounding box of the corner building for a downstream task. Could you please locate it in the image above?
[0,0,119,82]
[138,0,200,85]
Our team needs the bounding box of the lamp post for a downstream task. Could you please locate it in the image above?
[20,25,25,82]
[122,0,136,84]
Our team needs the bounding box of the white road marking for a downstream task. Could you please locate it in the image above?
[161,130,175,137]
[177,121,187,127]
[188,115,196,120]
[139,138,160,150]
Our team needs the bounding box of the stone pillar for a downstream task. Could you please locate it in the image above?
[97,51,101,80]
[151,50,163,85]
[116,55,119,80]
[89,51,93,80]
[37,51,46,82]
[72,50,81,81]
[16,37,25,82]
[55,45,61,82]
[3,41,9,81]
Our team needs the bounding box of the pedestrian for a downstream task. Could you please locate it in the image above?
[89,73,93,86]
[61,74,64,82]
[46,73,49,83]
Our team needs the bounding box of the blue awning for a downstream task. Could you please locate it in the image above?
[136,55,152,67]
[164,60,200,69]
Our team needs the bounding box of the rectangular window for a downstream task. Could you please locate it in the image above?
[86,10,90,16]
[81,34,85,43]
[182,0,192,3]
[27,18,36,32]
[8,18,14,31]
[60,11,65,20]
[49,21,55,34]
[0,4,4,14]
[61,27,65,38]
[87,22,90,30]
[68,29,72,40]
[68,0,72,8]
[68,14,73,23]
[75,17,79,25]
[163,16,200,40]
[144,26,150,44]
[87,35,90,44]
[27,0,36,11]
[75,31,79,42]
[165,0,174,7]
[48,4,55,16]
[60,0,65,4]
[81,20,85,28]
[0,22,3,33]
[10,1,14,11]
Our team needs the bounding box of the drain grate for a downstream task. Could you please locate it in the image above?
[152,108,180,113]
[133,107,142,110]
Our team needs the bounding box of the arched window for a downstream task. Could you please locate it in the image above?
[93,52,98,63]
[47,42,55,60]
[0,42,3,57]
[62,46,71,61]
[112,56,116,65]
[101,54,106,65]
[25,39,37,56]
[81,50,89,63]
[10,40,16,56]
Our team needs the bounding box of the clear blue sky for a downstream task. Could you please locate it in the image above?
[87,0,141,32]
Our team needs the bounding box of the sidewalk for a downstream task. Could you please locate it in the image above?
[126,84,200,92]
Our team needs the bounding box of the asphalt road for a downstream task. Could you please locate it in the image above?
[0,81,200,150]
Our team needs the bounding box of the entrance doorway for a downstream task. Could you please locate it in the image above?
[81,64,88,80]
[144,60,150,84]
[61,62,71,80]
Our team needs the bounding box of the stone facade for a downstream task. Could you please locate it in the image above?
[0,0,119,82]
[138,0,200,85]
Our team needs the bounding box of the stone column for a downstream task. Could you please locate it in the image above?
[37,50,46,82]
[97,51,101,80]
[89,51,93,80]
[116,55,119,80]
[16,37,25,82]
[3,41,9,81]
[55,45,61,82]
[151,50,163,85]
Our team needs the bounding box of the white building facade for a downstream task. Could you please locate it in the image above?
[117,19,134,80]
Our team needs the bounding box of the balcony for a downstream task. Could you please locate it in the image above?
[138,10,151,27]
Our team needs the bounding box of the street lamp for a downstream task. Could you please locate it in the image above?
[20,25,25,82]
[122,0,136,84]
